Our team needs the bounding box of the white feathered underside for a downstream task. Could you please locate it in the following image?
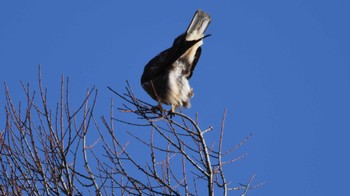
[168,63,193,108]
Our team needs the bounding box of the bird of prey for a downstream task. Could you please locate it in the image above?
[141,10,211,113]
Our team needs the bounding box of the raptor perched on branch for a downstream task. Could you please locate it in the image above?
[141,10,211,113]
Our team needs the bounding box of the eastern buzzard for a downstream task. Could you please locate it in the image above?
[141,10,211,113]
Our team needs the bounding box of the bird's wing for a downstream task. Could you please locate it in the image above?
[141,49,171,84]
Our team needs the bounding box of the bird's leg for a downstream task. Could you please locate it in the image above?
[167,105,176,118]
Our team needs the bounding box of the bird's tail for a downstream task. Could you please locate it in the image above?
[186,10,211,41]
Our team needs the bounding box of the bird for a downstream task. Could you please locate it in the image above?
[141,10,211,114]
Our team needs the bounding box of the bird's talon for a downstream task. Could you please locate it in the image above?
[167,110,175,118]
[166,105,176,118]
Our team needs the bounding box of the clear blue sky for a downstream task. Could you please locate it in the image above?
[1,1,350,195]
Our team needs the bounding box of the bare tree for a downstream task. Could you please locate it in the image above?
[0,68,260,195]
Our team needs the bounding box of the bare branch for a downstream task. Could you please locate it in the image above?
[1,71,259,195]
